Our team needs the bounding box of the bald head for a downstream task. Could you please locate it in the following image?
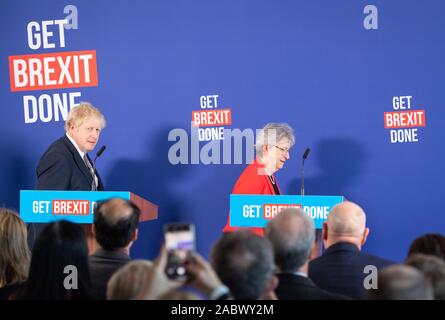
[327,201,366,237]
[99,198,134,224]
[324,201,369,249]
[94,198,141,251]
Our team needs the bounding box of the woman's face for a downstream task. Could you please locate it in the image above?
[264,138,291,172]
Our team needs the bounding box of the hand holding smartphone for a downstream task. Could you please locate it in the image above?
[163,223,195,280]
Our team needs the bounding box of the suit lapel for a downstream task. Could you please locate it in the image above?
[264,173,281,195]
[275,177,282,194]
[62,135,94,186]
[264,174,275,194]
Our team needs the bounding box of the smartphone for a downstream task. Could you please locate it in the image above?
[164,223,195,280]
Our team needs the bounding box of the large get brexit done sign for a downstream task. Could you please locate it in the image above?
[230,195,344,229]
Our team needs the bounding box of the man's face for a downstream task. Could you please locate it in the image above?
[69,116,103,152]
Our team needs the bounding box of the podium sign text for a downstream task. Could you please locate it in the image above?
[20,190,155,224]
[230,194,344,229]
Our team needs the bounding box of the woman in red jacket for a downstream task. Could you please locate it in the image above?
[223,123,295,236]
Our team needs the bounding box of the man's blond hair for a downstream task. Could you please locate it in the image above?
[65,102,106,131]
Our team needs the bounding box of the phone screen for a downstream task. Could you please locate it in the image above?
[164,223,195,279]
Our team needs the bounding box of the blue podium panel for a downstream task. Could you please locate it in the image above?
[20,190,131,224]
[230,195,344,229]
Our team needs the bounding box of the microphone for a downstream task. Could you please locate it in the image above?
[300,147,310,196]
[95,145,106,159]
[91,145,106,191]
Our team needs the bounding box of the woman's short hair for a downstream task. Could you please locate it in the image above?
[255,123,295,158]
[107,260,153,300]
[0,208,30,287]
[65,102,106,131]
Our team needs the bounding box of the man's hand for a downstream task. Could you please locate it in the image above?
[143,245,186,299]
[186,252,223,296]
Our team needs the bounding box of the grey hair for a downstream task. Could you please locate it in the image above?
[265,208,315,273]
[255,123,295,158]
[369,264,434,300]
[107,260,153,300]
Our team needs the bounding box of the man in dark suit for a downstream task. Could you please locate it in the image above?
[36,102,106,191]
[265,208,349,300]
[30,103,106,248]
[90,198,140,300]
[309,201,394,299]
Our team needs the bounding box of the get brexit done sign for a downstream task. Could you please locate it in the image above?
[20,190,131,223]
[230,194,344,229]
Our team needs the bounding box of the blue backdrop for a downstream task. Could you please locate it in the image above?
[1,0,444,262]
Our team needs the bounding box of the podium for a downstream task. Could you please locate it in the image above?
[20,190,158,253]
[230,194,344,258]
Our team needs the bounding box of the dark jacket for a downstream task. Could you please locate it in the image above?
[0,282,25,300]
[276,273,350,300]
[36,135,104,191]
[30,135,105,248]
[309,242,394,299]
[89,249,131,300]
